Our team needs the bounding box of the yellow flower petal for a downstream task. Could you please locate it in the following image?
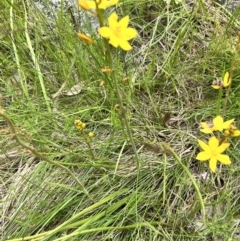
[108,12,118,29]
[119,40,132,51]
[200,121,214,133]
[200,122,209,128]
[232,130,240,137]
[217,154,231,165]
[223,71,231,87]
[98,0,118,9]
[213,116,223,128]
[105,0,118,8]
[196,152,211,161]
[217,142,230,154]
[119,15,129,29]
[98,27,112,38]
[78,0,91,10]
[198,139,210,152]
[109,35,119,47]
[208,136,219,149]
[87,1,97,8]
[209,157,217,172]
[222,118,235,129]
[124,28,138,40]
[200,128,213,134]
[212,85,221,89]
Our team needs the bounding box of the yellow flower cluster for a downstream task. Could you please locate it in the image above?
[74,119,86,131]
[196,116,240,172]
[77,0,137,51]
[224,124,240,137]
[74,119,94,138]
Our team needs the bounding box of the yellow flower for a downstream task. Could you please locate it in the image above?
[212,72,231,89]
[200,116,234,134]
[224,124,240,137]
[98,12,137,51]
[77,33,93,45]
[88,132,94,137]
[196,136,231,172]
[78,0,118,10]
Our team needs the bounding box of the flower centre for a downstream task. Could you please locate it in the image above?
[114,26,121,37]
[212,150,218,157]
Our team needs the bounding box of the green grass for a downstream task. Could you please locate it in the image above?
[1,0,240,240]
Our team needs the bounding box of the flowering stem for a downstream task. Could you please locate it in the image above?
[95,10,140,172]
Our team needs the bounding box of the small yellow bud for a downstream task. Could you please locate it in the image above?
[114,104,120,112]
[81,122,86,129]
[122,77,128,83]
[74,119,82,125]
[230,124,237,130]
[77,33,93,45]
[224,130,230,137]
[76,126,81,131]
[101,68,113,73]
[100,80,105,86]
[88,132,94,138]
